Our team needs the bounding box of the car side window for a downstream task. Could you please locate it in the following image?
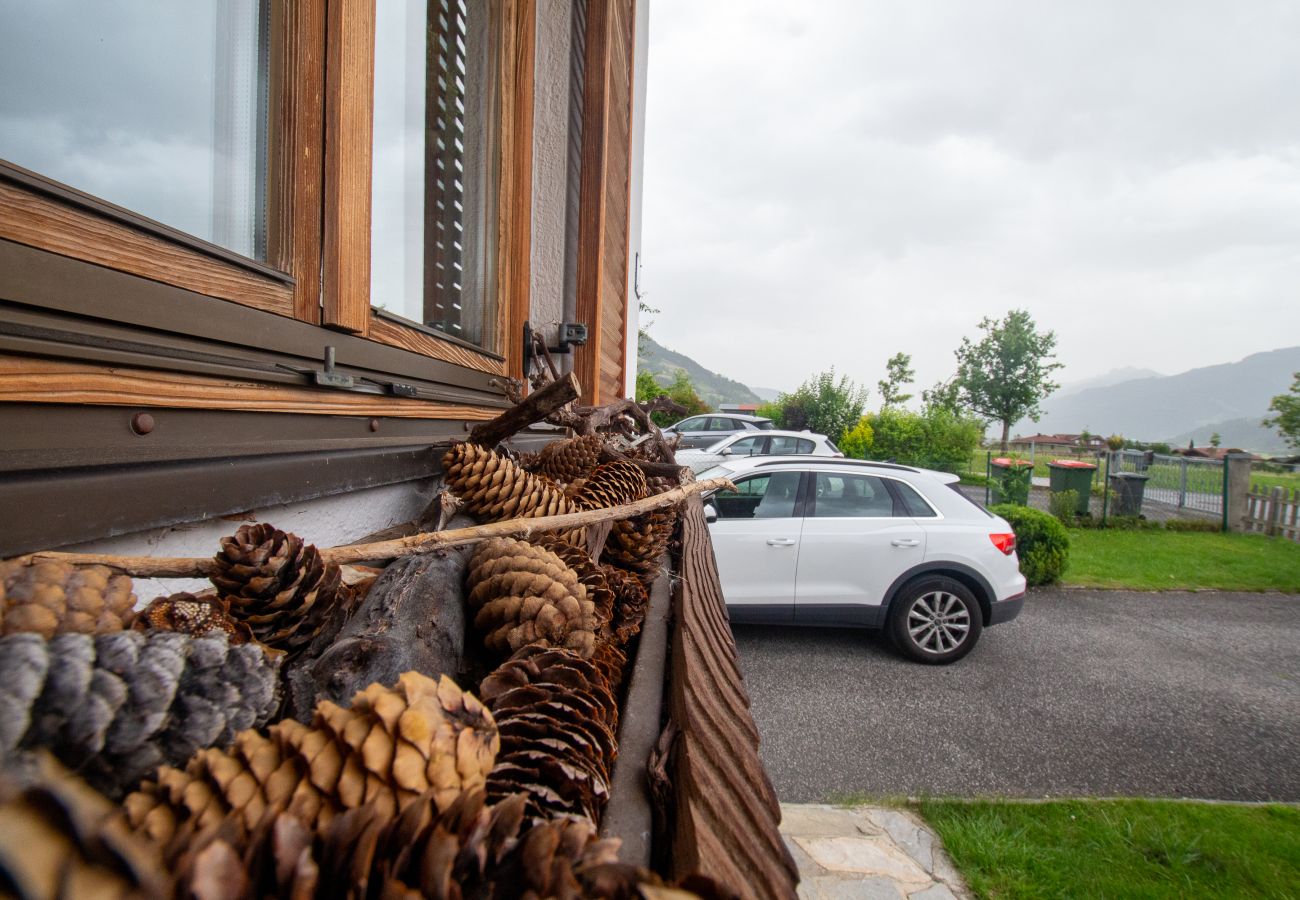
[891,480,938,518]
[677,416,707,431]
[728,436,764,455]
[706,417,734,431]
[812,473,898,518]
[714,471,802,520]
[768,436,798,455]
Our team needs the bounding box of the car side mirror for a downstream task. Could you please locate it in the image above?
[719,448,732,456]
[703,502,718,523]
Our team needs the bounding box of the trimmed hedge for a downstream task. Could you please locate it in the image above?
[990,503,1070,586]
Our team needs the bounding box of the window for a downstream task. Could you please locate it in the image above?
[0,0,270,259]
[769,436,813,455]
[707,417,737,432]
[812,473,899,518]
[715,472,802,520]
[370,0,499,350]
[727,436,765,456]
[893,481,938,518]
[676,416,708,432]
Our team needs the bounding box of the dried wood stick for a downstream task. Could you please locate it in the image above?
[469,371,580,448]
[19,477,734,576]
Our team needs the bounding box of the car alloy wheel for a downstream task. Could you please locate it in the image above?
[889,575,983,664]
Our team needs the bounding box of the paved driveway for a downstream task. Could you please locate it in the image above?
[733,588,1300,802]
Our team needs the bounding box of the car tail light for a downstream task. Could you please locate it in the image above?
[989,532,1016,555]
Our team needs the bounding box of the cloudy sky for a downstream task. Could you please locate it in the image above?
[639,0,1300,400]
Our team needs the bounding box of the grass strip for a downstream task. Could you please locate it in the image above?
[1063,530,1300,592]
[918,799,1300,900]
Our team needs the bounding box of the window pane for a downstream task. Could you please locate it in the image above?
[813,473,896,518]
[729,436,763,455]
[0,0,269,259]
[894,481,938,518]
[371,0,499,349]
[715,472,801,520]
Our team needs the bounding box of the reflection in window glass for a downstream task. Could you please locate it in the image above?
[0,0,269,259]
[813,473,897,518]
[371,0,499,349]
[715,471,801,520]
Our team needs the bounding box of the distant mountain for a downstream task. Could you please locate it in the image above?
[749,386,783,402]
[637,336,763,408]
[1165,417,1290,454]
[1029,347,1300,452]
[1055,367,1163,398]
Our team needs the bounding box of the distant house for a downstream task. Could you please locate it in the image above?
[1174,446,1259,461]
[718,403,762,414]
[1008,433,1106,453]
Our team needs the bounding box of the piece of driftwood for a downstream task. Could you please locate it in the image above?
[280,515,476,722]
[19,478,733,576]
[597,444,687,480]
[469,372,581,449]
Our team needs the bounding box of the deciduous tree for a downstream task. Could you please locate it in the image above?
[954,309,1063,452]
[878,352,915,407]
[776,369,869,442]
[1264,372,1300,451]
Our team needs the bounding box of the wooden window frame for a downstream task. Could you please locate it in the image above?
[0,0,537,406]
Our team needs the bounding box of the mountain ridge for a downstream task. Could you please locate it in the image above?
[637,335,763,407]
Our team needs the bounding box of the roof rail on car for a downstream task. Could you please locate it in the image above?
[744,458,922,474]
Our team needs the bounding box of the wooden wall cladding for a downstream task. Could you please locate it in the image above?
[667,496,800,899]
[573,0,635,404]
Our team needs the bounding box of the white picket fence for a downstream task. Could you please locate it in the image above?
[1242,486,1300,543]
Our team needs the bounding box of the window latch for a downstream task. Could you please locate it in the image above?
[313,346,355,389]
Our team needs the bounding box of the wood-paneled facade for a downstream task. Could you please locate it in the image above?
[0,0,642,556]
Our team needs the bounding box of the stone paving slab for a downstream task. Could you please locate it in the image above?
[780,804,970,900]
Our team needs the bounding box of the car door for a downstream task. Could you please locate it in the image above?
[794,472,926,627]
[706,469,805,624]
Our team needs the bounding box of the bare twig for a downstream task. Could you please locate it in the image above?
[469,372,580,448]
[20,478,734,577]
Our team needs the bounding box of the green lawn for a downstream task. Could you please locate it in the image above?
[1063,530,1300,592]
[918,799,1300,900]
[1253,469,1300,494]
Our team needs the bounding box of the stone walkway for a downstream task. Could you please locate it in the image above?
[780,804,971,900]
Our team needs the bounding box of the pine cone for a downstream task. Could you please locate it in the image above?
[572,460,649,511]
[0,560,136,638]
[481,646,619,823]
[443,442,579,523]
[601,564,652,646]
[211,524,352,657]
[134,592,255,646]
[0,631,281,800]
[534,535,615,633]
[522,434,604,484]
[467,538,600,659]
[124,672,498,848]
[604,505,678,577]
[0,757,166,899]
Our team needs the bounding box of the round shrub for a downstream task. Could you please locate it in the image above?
[989,503,1070,586]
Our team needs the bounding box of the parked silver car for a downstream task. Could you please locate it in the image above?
[676,429,843,473]
[661,413,774,449]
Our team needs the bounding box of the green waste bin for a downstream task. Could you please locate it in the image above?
[990,457,1034,505]
[1109,472,1150,517]
[1048,460,1096,515]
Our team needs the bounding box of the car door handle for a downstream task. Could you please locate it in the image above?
[891,538,921,548]
[766,538,797,547]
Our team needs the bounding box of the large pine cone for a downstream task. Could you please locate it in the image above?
[133,592,255,646]
[521,434,604,485]
[211,524,351,657]
[534,535,616,633]
[0,631,280,800]
[601,564,652,646]
[443,442,579,522]
[572,460,649,511]
[480,645,619,824]
[467,538,600,659]
[0,757,166,899]
[0,560,136,638]
[124,672,498,847]
[604,506,678,577]
[171,788,692,900]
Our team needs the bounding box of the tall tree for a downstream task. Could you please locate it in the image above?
[1264,372,1300,451]
[878,352,916,407]
[954,309,1063,452]
[777,369,869,441]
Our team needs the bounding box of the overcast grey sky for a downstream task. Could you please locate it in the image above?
[640,0,1300,399]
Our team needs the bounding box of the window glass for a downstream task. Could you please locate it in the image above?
[727,436,764,455]
[0,0,269,259]
[894,481,938,517]
[714,471,801,520]
[676,416,707,432]
[769,436,813,455]
[371,0,499,349]
[754,420,775,430]
[813,473,898,518]
[706,417,735,431]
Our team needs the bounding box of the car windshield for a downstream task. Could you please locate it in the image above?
[702,436,733,453]
[696,463,739,482]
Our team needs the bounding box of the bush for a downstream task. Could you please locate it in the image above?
[635,370,709,427]
[839,418,874,459]
[990,463,1032,506]
[1048,489,1079,523]
[990,504,1070,586]
[865,406,984,474]
[773,370,869,439]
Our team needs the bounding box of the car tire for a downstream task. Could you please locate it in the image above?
[888,576,983,665]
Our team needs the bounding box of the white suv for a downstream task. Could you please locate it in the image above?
[699,457,1026,664]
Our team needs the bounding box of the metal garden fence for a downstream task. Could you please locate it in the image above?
[1107,450,1223,521]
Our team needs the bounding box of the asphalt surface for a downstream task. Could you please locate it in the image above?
[732,588,1300,803]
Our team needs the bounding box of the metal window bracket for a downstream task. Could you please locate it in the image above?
[314,346,356,389]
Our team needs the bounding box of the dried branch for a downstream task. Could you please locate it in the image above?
[19,478,734,577]
[469,372,581,448]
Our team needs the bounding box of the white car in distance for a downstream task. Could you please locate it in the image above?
[699,457,1026,664]
[676,429,843,474]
